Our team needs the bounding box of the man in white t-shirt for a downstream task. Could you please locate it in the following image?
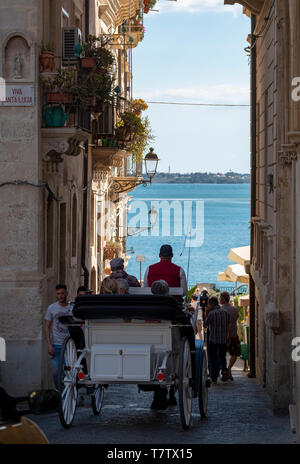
[44,284,73,389]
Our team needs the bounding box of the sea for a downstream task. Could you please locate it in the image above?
[126,184,250,289]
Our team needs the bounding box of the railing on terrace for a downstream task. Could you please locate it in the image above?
[41,57,92,132]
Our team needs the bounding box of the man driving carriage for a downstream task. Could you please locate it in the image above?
[142,246,188,410]
[143,245,188,296]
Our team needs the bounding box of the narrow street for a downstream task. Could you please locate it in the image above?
[32,360,295,444]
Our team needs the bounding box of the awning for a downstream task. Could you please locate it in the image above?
[217,272,233,282]
[115,0,141,27]
[228,246,250,267]
[225,264,249,284]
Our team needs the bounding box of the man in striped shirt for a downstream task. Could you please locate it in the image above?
[203,296,230,384]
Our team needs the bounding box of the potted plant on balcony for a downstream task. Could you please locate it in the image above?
[103,241,121,260]
[81,35,115,72]
[115,111,145,141]
[81,35,98,68]
[40,42,55,73]
[125,116,155,162]
[76,67,113,107]
[41,69,77,104]
[129,98,148,117]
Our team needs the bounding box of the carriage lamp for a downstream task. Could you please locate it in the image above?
[144,148,159,183]
[78,371,85,380]
[157,371,165,382]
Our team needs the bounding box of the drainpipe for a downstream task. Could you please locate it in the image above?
[249,13,257,378]
[80,1,90,288]
[81,142,89,289]
[85,0,89,40]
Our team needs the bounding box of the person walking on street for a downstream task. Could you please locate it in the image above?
[203,296,230,384]
[198,288,209,321]
[220,291,240,381]
[44,284,73,389]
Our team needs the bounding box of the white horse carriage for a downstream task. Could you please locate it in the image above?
[57,288,209,430]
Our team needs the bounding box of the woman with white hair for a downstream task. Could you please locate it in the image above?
[151,280,169,296]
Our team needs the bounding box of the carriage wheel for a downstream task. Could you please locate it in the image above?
[58,337,78,428]
[91,385,105,416]
[178,337,193,430]
[198,349,208,418]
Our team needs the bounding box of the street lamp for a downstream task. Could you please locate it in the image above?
[144,148,159,183]
[112,147,159,194]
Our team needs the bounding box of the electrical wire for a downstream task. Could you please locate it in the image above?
[146,101,249,107]
[0,180,61,201]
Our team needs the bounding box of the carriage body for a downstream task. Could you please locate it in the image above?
[57,290,208,429]
[85,320,181,385]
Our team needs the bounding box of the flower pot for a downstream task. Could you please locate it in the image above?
[81,57,96,68]
[133,110,142,117]
[46,92,73,104]
[40,51,55,72]
[144,5,150,13]
[104,247,116,260]
[116,127,133,141]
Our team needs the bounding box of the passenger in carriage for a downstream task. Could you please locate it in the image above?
[150,279,169,296]
[118,278,129,294]
[100,258,140,293]
[143,245,188,296]
[101,277,120,294]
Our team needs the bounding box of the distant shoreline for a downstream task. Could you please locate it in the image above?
[151,172,250,184]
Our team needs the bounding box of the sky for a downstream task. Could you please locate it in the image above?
[132,0,251,173]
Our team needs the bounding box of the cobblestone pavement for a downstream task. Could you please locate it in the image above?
[31,360,295,444]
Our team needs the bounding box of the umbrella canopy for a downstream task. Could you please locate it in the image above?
[217,272,233,282]
[228,246,250,267]
[225,264,249,284]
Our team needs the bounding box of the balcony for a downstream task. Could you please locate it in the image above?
[92,145,129,171]
[111,155,144,194]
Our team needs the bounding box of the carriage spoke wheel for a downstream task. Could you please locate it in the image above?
[58,337,78,428]
[198,349,208,418]
[178,337,193,430]
[91,385,104,416]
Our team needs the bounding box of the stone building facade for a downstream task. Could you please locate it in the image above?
[0,0,146,395]
[225,0,300,442]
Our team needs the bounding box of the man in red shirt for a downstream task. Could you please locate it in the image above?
[143,245,188,409]
[143,244,188,296]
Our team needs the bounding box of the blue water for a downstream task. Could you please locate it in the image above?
[126,184,250,287]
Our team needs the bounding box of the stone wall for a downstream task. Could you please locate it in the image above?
[0,0,89,395]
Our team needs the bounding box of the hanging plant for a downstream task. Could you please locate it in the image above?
[125,116,155,162]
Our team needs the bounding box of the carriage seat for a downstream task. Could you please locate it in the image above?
[128,287,184,296]
[72,294,189,324]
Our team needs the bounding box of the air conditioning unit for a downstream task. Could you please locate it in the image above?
[62,27,82,60]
